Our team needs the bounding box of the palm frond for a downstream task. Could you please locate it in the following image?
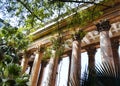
[71,61,120,86]
[95,62,120,86]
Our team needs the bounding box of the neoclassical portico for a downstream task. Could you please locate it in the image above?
[20,3,120,86]
[20,23,120,86]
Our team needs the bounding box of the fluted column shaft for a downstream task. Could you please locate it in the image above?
[70,30,85,86]
[96,20,114,64]
[37,61,48,86]
[111,38,120,65]
[71,39,81,86]
[49,36,64,86]
[49,56,60,86]
[47,56,55,86]
[47,50,59,86]
[21,52,29,74]
[30,47,44,86]
[86,46,96,69]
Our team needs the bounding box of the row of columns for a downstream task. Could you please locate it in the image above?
[21,20,120,86]
[68,20,120,86]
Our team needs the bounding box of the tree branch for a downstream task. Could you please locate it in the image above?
[17,0,43,21]
[58,0,112,7]
[59,0,94,4]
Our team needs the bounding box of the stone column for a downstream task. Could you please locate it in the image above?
[49,55,60,86]
[70,30,84,86]
[86,46,96,69]
[67,51,72,86]
[96,20,114,64]
[111,38,120,65]
[46,51,55,86]
[86,46,96,80]
[30,46,44,86]
[21,52,29,74]
[48,36,64,86]
[37,60,48,86]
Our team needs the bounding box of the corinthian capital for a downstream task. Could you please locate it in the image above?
[96,19,111,32]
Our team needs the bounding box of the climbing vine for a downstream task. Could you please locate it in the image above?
[51,36,65,57]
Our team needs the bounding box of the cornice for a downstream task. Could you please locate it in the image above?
[28,1,120,55]
[30,0,120,40]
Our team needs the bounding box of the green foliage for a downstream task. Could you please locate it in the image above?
[51,37,65,57]
[42,47,52,61]
[72,30,86,40]
[0,25,31,51]
[78,30,86,40]
[68,6,103,28]
[69,62,120,86]
[0,61,29,86]
[0,21,30,86]
[16,74,29,86]
[6,63,21,77]
[0,0,113,30]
